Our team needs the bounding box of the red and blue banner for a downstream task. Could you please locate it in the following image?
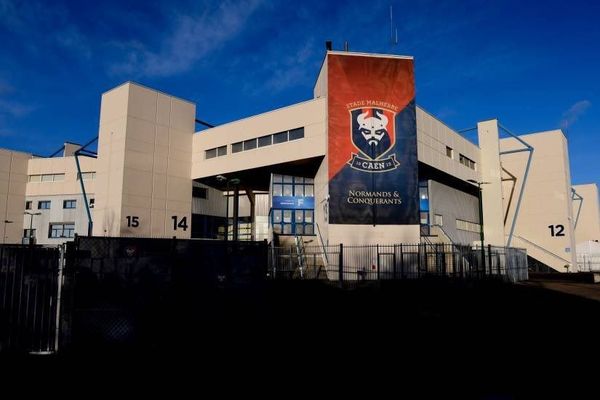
[327,53,418,225]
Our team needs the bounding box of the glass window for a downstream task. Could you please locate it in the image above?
[294,184,303,196]
[272,210,282,223]
[258,135,272,147]
[272,184,282,196]
[283,224,292,234]
[283,184,293,196]
[296,225,304,235]
[273,131,288,144]
[63,200,76,209]
[38,201,51,210]
[304,210,313,223]
[272,174,283,183]
[420,212,429,225]
[78,172,96,180]
[273,224,282,234]
[243,139,257,151]
[192,187,207,199]
[41,174,54,182]
[446,146,453,159]
[25,201,32,210]
[64,224,75,238]
[283,175,293,183]
[434,214,443,226]
[305,177,314,184]
[304,185,314,197]
[232,142,243,153]
[304,224,314,235]
[89,198,95,208]
[28,175,41,183]
[52,174,65,181]
[295,210,303,223]
[217,146,227,157]
[283,210,292,223]
[23,229,36,238]
[205,148,217,159]
[289,128,304,141]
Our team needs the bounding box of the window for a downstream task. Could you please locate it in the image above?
[232,142,243,153]
[89,198,95,208]
[446,146,453,159]
[243,138,257,151]
[434,214,443,226]
[273,131,288,144]
[258,135,272,147]
[193,186,207,199]
[459,154,476,170]
[217,146,227,157]
[289,128,304,141]
[78,172,96,180]
[49,223,75,238]
[34,173,65,182]
[205,148,217,159]
[38,201,51,210]
[456,219,480,233]
[25,201,32,210]
[23,229,36,238]
[420,212,429,225]
[63,200,76,209]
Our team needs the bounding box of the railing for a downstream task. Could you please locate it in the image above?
[268,243,528,283]
[577,253,600,272]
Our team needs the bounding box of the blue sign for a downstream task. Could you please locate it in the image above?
[272,196,315,210]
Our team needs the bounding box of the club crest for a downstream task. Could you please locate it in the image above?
[348,107,400,172]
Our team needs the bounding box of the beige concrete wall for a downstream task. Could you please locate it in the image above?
[0,149,30,244]
[573,183,600,244]
[26,156,96,196]
[191,98,327,179]
[477,119,506,246]
[94,82,195,238]
[417,107,479,183]
[501,130,577,272]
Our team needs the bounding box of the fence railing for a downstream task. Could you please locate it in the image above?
[577,253,600,272]
[269,243,529,283]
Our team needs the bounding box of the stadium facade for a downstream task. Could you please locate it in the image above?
[0,50,598,272]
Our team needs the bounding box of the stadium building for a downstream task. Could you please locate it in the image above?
[0,50,598,273]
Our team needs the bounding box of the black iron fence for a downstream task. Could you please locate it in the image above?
[59,236,268,352]
[0,244,62,354]
[269,243,528,283]
[1,236,528,354]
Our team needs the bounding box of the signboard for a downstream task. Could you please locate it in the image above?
[327,53,419,225]
[272,196,315,210]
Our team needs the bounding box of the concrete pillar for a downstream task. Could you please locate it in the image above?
[477,119,506,246]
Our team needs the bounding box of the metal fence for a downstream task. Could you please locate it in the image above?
[59,235,268,352]
[577,253,600,272]
[269,243,528,283]
[0,244,62,354]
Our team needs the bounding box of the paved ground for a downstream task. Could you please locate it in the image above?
[523,279,600,302]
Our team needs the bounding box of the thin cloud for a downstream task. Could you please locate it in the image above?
[110,0,263,78]
[560,100,591,129]
[0,99,35,117]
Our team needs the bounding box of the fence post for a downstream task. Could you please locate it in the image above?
[376,244,380,281]
[488,244,493,276]
[393,244,397,280]
[338,243,344,285]
[497,247,501,276]
[417,244,422,278]
[400,244,404,279]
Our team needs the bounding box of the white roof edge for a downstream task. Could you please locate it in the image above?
[101,81,196,106]
[327,50,413,60]
[194,97,326,134]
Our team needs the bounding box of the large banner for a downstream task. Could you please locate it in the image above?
[328,53,418,225]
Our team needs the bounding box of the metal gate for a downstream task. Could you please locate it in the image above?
[0,245,62,354]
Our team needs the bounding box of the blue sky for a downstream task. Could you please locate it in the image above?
[0,0,598,186]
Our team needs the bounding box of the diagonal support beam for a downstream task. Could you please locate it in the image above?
[498,124,534,248]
